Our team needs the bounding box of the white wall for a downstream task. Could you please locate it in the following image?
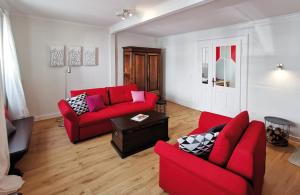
[116,32,157,85]
[10,16,158,120]
[158,13,300,138]
[11,15,110,120]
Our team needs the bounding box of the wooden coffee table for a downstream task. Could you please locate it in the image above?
[111,110,169,158]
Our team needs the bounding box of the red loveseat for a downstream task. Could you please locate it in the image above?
[58,84,158,143]
[154,111,266,195]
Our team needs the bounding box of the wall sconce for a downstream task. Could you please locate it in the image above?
[276,63,284,70]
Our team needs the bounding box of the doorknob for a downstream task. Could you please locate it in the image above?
[212,78,216,87]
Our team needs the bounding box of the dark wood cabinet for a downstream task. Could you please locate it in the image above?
[123,46,162,96]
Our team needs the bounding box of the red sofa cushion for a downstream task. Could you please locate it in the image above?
[110,101,151,115]
[70,87,109,105]
[108,84,137,104]
[208,111,249,166]
[226,121,266,182]
[78,102,152,127]
[79,107,118,127]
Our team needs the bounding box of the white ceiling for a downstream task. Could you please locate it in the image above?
[1,0,167,27]
[1,0,300,37]
[127,0,300,36]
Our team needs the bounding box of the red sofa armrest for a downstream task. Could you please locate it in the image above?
[145,92,158,109]
[57,100,79,143]
[58,100,78,122]
[197,111,232,132]
[154,141,253,195]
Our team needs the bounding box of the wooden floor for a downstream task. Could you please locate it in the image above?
[18,102,300,195]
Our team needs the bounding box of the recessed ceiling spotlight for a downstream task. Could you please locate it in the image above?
[116,9,133,20]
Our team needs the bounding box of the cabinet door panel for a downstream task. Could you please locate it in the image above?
[148,54,160,91]
[124,52,132,85]
[134,53,146,90]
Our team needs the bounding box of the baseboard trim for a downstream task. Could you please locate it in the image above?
[165,97,201,112]
[289,135,300,144]
[34,112,61,121]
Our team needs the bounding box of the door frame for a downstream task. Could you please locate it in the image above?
[196,34,249,115]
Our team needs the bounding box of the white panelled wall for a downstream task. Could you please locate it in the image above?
[158,13,300,139]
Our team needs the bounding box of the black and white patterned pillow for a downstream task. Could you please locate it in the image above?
[66,93,89,116]
[177,132,219,156]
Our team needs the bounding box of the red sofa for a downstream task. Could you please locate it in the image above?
[154,111,266,195]
[58,84,158,143]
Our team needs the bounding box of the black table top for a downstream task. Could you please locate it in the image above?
[264,116,293,126]
[111,110,168,131]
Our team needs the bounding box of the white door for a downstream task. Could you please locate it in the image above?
[211,38,241,117]
[197,40,213,112]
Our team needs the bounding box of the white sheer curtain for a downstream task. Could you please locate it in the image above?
[0,9,24,194]
[2,9,29,120]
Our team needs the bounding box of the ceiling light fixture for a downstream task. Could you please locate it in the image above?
[116,9,133,20]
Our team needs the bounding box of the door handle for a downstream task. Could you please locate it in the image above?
[212,78,216,87]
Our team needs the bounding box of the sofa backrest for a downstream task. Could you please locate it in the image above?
[226,121,266,193]
[197,112,232,133]
[70,88,110,105]
[208,111,249,166]
[108,84,137,104]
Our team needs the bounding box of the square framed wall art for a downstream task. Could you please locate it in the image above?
[49,46,65,67]
[83,47,99,66]
[67,46,82,66]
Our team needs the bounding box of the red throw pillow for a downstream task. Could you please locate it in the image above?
[208,111,249,166]
[86,95,106,112]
